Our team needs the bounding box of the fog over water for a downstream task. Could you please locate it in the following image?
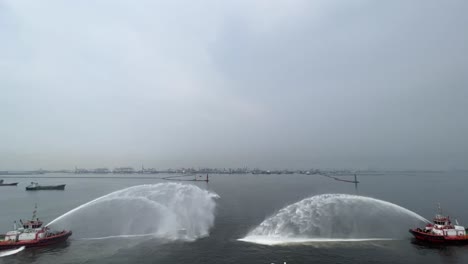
[1,1,467,170]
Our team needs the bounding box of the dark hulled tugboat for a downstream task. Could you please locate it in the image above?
[26,182,65,191]
[409,205,468,243]
[0,205,72,250]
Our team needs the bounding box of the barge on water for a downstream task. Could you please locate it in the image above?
[26,182,65,191]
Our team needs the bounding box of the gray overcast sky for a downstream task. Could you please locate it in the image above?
[1,0,467,170]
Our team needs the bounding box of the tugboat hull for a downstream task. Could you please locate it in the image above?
[0,231,72,250]
[0,183,18,186]
[409,229,468,244]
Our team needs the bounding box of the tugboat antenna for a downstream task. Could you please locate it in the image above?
[32,203,37,220]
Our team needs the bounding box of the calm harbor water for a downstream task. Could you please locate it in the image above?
[1,171,468,264]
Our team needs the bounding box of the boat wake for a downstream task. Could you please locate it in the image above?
[238,236,394,246]
[47,183,219,241]
[240,194,428,246]
[0,246,25,257]
[77,234,156,241]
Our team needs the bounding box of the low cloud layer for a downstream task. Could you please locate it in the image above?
[1,1,467,170]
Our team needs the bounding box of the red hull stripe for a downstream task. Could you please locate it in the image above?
[409,229,468,243]
[0,231,72,250]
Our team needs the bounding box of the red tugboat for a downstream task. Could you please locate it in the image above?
[409,205,468,243]
[0,205,72,250]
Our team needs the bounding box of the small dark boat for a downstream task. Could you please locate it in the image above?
[26,182,65,191]
[0,180,18,186]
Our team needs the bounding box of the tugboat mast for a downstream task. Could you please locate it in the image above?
[32,203,38,220]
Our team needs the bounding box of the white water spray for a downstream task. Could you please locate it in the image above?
[241,194,428,245]
[0,246,25,258]
[47,183,219,241]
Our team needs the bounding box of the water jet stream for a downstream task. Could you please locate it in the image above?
[241,194,428,245]
[47,183,219,241]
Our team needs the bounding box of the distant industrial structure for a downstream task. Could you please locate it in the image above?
[74,166,158,174]
[69,166,325,175]
[0,170,46,175]
[112,167,135,174]
[1,166,358,176]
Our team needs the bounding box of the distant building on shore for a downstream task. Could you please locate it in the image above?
[113,167,135,174]
[75,167,90,174]
[137,166,158,174]
[93,168,111,174]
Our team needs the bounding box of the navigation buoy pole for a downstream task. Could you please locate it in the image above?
[354,174,358,194]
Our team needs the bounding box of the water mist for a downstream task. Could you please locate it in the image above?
[48,183,219,241]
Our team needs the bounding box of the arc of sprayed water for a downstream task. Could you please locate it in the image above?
[241,193,430,245]
[47,194,109,227]
[265,194,430,224]
[44,183,219,242]
[47,183,219,227]
[47,184,165,227]
[348,195,430,223]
